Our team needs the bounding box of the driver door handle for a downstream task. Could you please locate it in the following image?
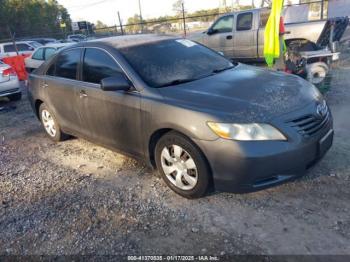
[226,35,233,40]
[79,90,88,98]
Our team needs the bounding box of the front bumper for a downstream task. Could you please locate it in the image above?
[194,121,333,193]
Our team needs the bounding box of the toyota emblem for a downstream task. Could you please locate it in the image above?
[316,101,328,118]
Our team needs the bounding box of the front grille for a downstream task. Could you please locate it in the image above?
[288,110,331,137]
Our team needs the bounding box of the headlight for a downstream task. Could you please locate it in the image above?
[207,122,287,141]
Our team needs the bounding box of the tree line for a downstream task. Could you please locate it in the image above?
[0,0,71,41]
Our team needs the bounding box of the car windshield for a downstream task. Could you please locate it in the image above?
[30,41,42,48]
[118,39,235,88]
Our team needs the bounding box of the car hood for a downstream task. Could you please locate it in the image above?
[158,64,323,122]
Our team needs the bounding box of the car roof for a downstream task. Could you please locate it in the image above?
[0,41,35,45]
[37,43,73,49]
[90,34,177,49]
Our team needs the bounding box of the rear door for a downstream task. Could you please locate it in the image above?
[206,15,235,58]
[43,48,83,134]
[233,11,257,58]
[76,47,142,156]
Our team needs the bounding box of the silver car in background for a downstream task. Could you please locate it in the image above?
[0,61,21,101]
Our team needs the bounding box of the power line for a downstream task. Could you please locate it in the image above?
[66,0,114,11]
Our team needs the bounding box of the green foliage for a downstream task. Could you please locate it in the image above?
[95,20,108,29]
[0,0,71,41]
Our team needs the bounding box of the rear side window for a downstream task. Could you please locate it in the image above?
[82,48,122,84]
[237,12,253,31]
[49,48,81,80]
[32,48,44,60]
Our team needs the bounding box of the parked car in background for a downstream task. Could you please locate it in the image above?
[189,8,349,86]
[24,38,59,45]
[189,8,348,61]
[67,34,87,42]
[28,35,333,198]
[0,61,21,101]
[0,41,42,58]
[25,43,73,72]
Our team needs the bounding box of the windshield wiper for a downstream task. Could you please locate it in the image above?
[212,65,235,74]
[158,78,197,88]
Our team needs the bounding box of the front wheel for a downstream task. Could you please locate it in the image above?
[155,131,211,199]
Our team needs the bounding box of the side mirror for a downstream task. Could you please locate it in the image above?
[207,28,217,35]
[101,73,131,91]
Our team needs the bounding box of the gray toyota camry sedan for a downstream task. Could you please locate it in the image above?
[28,35,333,198]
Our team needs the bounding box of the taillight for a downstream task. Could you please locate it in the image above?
[2,67,17,77]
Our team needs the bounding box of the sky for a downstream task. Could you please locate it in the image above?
[57,0,261,26]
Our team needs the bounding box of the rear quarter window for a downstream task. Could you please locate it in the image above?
[237,12,253,31]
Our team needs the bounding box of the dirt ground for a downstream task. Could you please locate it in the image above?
[0,54,350,259]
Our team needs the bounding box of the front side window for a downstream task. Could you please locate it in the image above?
[82,48,122,84]
[45,48,56,60]
[119,39,234,88]
[17,44,32,51]
[237,12,253,31]
[212,16,234,33]
[32,48,44,60]
[52,49,81,80]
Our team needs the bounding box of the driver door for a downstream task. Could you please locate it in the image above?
[76,48,143,157]
[206,15,234,58]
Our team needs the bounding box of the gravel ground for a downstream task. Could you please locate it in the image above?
[0,56,350,258]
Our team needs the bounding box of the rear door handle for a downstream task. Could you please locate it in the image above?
[42,83,48,88]
[79,90,88,98]
[226,35,233,40]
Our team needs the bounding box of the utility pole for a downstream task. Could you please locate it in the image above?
[118,11,124,35]
[7,26,18,55]
[182,1,186,37]
[138,0,143,33]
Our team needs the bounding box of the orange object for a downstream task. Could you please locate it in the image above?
[279,16,285,35]
[1,55,28,81]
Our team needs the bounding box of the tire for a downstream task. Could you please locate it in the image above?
[155,131,211,199]
[8,93,22,101]
[39,103,68,142]
[306,62,329,87]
